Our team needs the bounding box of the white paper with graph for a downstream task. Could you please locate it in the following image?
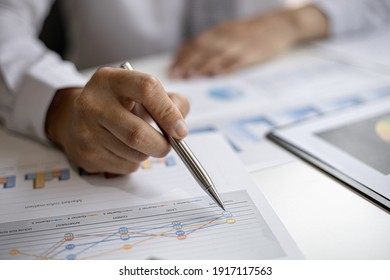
[124,47,390,171]
[0,132,302,259]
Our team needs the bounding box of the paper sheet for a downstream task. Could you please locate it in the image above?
[83,44,390,171]
[0,132,302,259]
[159,48,390,170]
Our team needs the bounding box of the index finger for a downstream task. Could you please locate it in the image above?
[107,67,189,139]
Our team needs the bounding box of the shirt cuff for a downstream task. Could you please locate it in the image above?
[8,52,87,143]
[315,0,390,37]
[314,0,361,36]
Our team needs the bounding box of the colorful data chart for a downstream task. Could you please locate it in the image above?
[141,155,176,169]
[375,115,390,142]
[0,190,285,260]
[25,169,70,189]
[0,175,16,189]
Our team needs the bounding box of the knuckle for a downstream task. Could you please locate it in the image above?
[138,75,161,97]
[89,67,113,92]
[74,92,96,119]
[157,103,177,120]
[73,93,86,110]
[73,138,101,164]
[73,96,88,117]
[127,126,149,148]
[94,66,112,78]
[75,123,93,145]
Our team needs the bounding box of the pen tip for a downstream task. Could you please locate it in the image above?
[216,199,226,212]
[208,186,226,212]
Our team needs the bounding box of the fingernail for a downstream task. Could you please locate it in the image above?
[174,119,188,138]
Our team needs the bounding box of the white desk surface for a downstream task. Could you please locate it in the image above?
[251,160,390,259]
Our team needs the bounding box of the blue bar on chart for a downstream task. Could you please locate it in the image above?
[25,169,70,189]
[0,175,16,189]
[208,86,243,101]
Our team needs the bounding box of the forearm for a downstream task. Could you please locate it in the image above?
[0,0,86,142]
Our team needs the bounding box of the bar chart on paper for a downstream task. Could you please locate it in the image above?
[0,190,286,260]
[0,153,181,223]
[25,169,70,189]
[0,175,16,189]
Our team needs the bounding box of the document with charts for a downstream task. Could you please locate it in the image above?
[0,132,302,260]
[268,98,390,210]
[124,46,390,171]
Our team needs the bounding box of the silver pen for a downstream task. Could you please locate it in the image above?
[121,61,226,211]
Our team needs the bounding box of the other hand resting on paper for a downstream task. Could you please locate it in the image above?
[170,5,328,79]
[45,67,190,175]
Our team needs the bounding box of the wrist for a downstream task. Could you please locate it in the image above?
[45,88,81,147]
[286,4,329,44]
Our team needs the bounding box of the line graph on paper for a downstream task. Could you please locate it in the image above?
[0,190,285,260]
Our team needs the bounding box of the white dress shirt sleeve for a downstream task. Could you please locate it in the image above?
[315,0,390,36]
[0,0,87,142]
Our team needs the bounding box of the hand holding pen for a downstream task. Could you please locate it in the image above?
[46,64,190,175]
[122,62,225,210]
[46,61,224,209]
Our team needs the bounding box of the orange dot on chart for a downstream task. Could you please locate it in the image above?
[177,235,187,240]
[226,218,236,224]
[64,233,74,241]
[9,249,20,255]
[122,244,132,250]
